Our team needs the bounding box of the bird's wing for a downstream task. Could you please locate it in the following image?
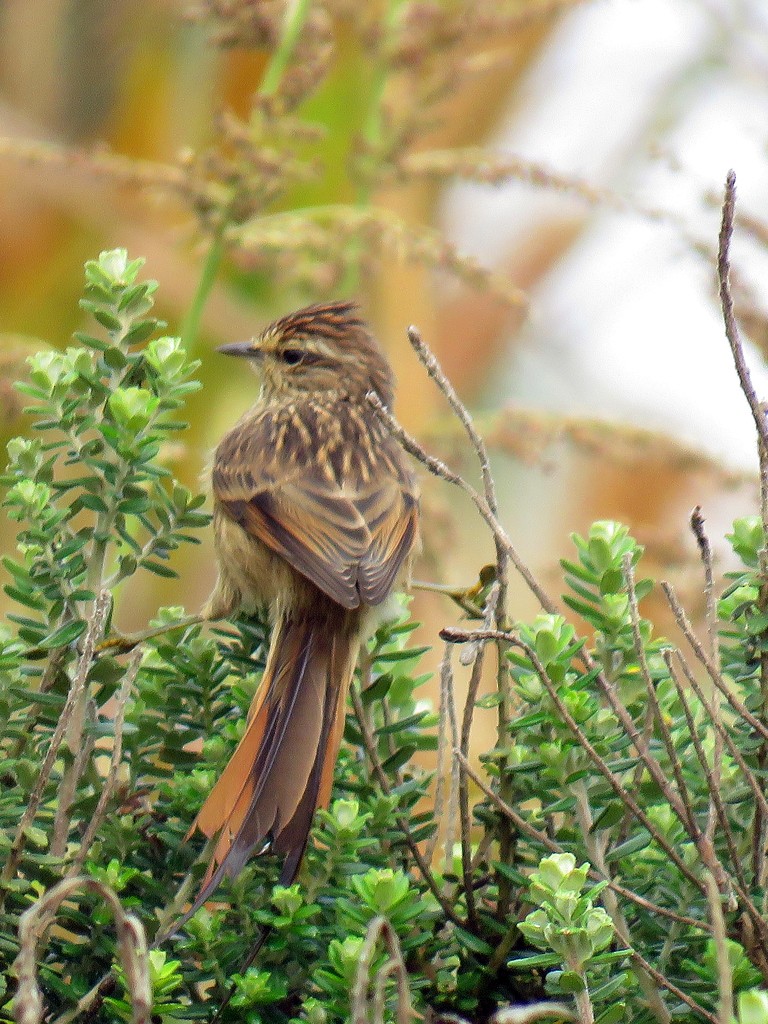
[213,408,417,609]
[355,440,419,605]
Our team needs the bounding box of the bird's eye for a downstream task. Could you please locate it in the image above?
[281,349,304,366]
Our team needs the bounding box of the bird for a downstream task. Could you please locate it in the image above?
[187,300,419,912]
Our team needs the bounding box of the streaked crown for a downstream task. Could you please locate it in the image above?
[260,301,396,407]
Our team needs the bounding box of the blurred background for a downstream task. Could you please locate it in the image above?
[2,0,768,738]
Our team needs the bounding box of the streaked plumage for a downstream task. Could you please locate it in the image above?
[188,302,419,913]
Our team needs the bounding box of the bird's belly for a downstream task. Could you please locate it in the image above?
[211,509,295,614]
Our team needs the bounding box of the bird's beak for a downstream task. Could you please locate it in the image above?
[217,340,260,358]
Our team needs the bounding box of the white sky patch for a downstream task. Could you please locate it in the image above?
[441,0,768,472]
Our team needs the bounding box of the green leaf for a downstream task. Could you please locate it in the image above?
[381,744,417,773]
[9,686,67,707]
[508,951,562,969]
[141,559,178,578]
[124,320,159,346]
[373,646,429,663]
[74,493,109,513]
[589,801,625,832]
[605,830,652,863]
[360,673,393,705]
[595,1004,627,1024]
[454,927,494,957]
[557,970,586,993]
[39,619,87,649]
[92,308,124,332]
[375,711,429,735]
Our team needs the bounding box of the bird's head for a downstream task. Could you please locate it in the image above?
[218,301,395,407]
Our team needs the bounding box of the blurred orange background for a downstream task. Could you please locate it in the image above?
[1,0,766,737]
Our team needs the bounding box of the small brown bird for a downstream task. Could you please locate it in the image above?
[189,301,419,908]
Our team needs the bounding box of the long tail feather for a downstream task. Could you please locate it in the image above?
[184,611,358,920]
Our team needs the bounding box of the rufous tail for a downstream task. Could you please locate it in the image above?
[184,609,358,919]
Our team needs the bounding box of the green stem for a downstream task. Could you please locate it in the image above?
[358,0,404,183]
[340,0,405,294]
[181,227,225,351]
[183,0,313,350]
[573,978,596,1024]
[260,0,313,98]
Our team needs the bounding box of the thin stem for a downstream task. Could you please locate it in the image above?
[718,171,768,894]
[351,916,412,1024]
[367,391,555,612]
[1,593,110,896]
[455,751,710,934]
[259,0,312,98]
[662,582,768,742]
[717,171,768,527]
[431,647,460,875]
[182,0,313,351]
[624,556,728,893]
[706,872,734,1024]
[662,653,746,896]
[457,645,485,929]
[623,556,698,837]
[689,507,724,848]
[15,877,150,1024]
[443,626,707,893]
[66,649,142,876]
[572,981,595,1024]
[403,326,524,919]
[180,229,224,351]
[349,684,464,928]
[664,649,768,822]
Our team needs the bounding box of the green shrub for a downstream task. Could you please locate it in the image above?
[3,245,768,1024]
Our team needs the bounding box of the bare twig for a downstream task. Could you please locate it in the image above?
[455,581,499,926]
[663,649,768,821]
[14,877,150,1024]
[661,652,743,899]
[623,557,697,834]
[690,506,725,849]
[366,391,556,614]
[454,751,709,933]
[457,646,485,930]
[1,593,110,894]
[428,646,454,868]
[51,594,115,857]
[624,556,730,898]
[717,171,768,528]
[706,872,734,1024]
[662,582,768,742]
[349,684,463,928]
[445,653,461,878]
[406,327,499,519]
[491,1005,576,1024]
[718,172,768,894]
[454,751,557,854]
[443,626,706,893]
[404,326,519,917]
[66,649,142,876]
[663,649,768,966]
[608,919,719,1024]
[690,507,719,667]
[352,916,412,1024]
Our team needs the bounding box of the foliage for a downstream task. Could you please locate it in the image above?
[3,246,768,1024]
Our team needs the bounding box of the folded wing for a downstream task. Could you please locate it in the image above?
[213,406,418,608]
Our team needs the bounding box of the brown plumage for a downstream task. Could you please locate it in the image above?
[187,302,419,912]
